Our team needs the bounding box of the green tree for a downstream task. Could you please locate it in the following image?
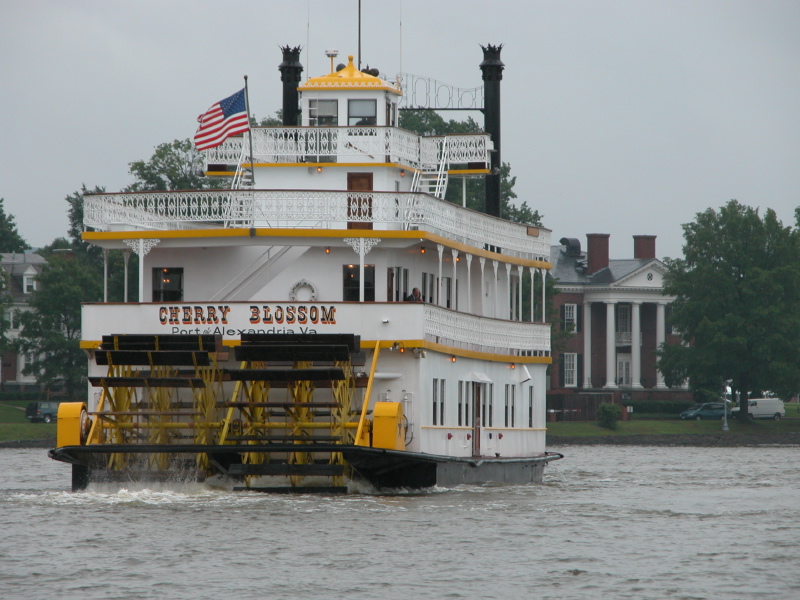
[125,138,210,191]
[659,200,800,420]
[399,110,541,225]
[16,250,102,400]
[0,198,31,252]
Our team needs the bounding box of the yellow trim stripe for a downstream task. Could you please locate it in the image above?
[80,337,551,364]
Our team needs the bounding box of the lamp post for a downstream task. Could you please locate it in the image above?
[722,381,731,432]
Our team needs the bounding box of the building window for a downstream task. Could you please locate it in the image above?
[153,268,183,302]
[617,304,631,344]
[348,99,376,125]
[563,353,578,387]
[342,265,375,301]
[309,99,337,126]
[617,355,632,387]
[561,303,579,333]
[23,274,36,294]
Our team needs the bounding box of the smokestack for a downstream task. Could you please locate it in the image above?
[279,46,303,126]
[633,235,656,259]
[587,233,610,275]
[480,44,504,218]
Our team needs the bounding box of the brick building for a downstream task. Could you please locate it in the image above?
[548,234,689,410]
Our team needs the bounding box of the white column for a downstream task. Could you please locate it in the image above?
[437,244,444,307]
[479,257,486,316]
[505,263,512,320]
[358,241,365,302]
[122,250,130,303]
[631,301,642,389]
[451,248,458,311]
[102,249,109,303]
[604,301,617,388]
[517,265,524,321]
[540,268,546,323]
[492,260,499,318]
[583,300,592,388]
[656,301,667,389]
[138,239,145,303]
[466,254,473,313]
[529,266,536,323]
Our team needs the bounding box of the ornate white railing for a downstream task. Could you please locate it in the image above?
[84,190,550,259]
[203,127,491,171]
[425,305,550,355]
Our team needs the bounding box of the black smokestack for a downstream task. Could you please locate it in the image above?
[279,46,303,126]
[480,44,504,218]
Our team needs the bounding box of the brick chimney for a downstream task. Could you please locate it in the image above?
[586,233,610,275]
[633,235,656,259]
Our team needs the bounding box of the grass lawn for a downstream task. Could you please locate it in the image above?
[0,401,56,443]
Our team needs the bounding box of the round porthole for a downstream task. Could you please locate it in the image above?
[290,279,318,301]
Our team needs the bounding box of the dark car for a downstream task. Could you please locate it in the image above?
[25,402,60,423]
[679,402,730,421]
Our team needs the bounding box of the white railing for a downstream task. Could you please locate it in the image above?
[424,305,550,355]
[84,190,551,260]
[203,127,492,171]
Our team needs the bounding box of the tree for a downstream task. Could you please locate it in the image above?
[15,250,102,400]
[659,200,800,421]
[125,138,211,192]
[399,110,541,225]
[0,198,31,252]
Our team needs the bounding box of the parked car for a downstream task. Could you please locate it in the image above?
[730,398,785,420]
[25,401,60,423]
[679,402,730,420]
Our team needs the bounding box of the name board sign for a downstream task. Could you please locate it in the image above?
[157,303,337,336]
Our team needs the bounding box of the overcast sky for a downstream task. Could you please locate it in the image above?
[2,0,799,260]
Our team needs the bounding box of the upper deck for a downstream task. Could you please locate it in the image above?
[83,188,550,262]
[204,126,492,173]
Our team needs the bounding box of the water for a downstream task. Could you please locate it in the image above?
[1,445,797,600]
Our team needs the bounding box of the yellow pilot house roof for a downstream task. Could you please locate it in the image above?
[298,55,402,95]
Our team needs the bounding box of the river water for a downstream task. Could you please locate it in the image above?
[0,445,797,600]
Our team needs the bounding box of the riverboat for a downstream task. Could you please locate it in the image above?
[49,44,562,493]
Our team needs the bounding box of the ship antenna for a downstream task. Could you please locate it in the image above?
[358,0,362,70]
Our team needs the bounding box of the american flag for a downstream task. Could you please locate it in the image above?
[194,88,250,151]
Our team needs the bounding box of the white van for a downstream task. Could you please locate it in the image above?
[730,398,785,420]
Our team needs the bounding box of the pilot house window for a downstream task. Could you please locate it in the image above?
[348,99,376,125]
[309,99,338,126]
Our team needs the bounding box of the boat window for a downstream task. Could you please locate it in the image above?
[505,384,516,427]
[348,99,376,126]
[152,267,183,302]
[528,386,534,428]
[342,265,375,301]
[486,383,494,427]
[439,379,446,426]
[458,381,463,426]
[309,99,338,126]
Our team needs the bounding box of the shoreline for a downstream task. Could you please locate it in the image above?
[3,432,800,450]
[547,432,800,447]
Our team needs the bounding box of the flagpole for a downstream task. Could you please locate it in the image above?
[243,75,255,178]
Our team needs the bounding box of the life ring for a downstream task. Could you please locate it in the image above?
[289,279,318,302]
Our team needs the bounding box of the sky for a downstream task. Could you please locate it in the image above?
[2,0,799,260]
